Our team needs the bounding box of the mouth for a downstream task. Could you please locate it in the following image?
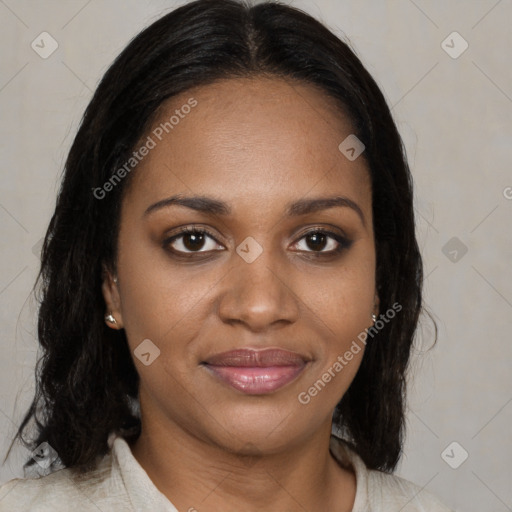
[201,348,309,395]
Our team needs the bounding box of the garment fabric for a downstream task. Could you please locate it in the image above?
[0,434,453,511]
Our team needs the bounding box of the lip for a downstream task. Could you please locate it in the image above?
[202,348,309,395]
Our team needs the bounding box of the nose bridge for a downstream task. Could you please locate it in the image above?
[240,249,281,294]
[219,238,298,330]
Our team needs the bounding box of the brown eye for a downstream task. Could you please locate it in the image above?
[293,229,352,255]
[304,232,328,251]
[181,231,206,251]
[164,227,224,255]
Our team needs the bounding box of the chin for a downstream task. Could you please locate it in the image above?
[200,403,311,454]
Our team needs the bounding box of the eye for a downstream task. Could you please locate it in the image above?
[163,225,352,258]
[291,228,352,255]
[164,226,224,255]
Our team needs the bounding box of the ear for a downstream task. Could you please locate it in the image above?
[101,263,124,329]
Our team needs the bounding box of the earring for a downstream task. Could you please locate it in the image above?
[371,313,377,324]
[105,313,117,325]
[113,276,118,284]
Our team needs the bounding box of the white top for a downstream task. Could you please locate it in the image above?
[0,434,453,511]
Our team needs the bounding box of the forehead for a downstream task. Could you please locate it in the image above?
[124,76,371,216]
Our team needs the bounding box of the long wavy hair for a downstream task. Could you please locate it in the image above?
[8,0,432,475]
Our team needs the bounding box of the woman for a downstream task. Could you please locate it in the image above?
[0,0,453,510]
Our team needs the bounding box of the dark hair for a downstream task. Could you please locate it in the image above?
[8,0,432,475]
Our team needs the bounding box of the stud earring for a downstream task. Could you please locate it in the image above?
[105,313,117,325]
[371,313,377,324]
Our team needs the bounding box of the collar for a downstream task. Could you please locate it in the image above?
[329,434,370,511]
[110,435,177,512]
[109,433,369,512]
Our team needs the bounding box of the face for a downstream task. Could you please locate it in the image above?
[103,76,379,453]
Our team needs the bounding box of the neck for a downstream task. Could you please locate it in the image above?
[129,407,356,511]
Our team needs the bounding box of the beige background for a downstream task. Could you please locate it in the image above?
[1,1,511,510]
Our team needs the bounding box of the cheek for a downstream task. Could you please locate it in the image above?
[115,233,223,356]
[297,254,375,390]
[303,252,376,334]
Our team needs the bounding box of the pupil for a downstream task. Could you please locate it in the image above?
[184,232,205,251]
[307,232,326,251]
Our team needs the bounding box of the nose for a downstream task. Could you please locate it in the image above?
[217,247,300,332]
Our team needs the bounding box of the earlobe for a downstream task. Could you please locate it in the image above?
[105,312,118,327]
[101,265,124,329]
[373,293,380,318]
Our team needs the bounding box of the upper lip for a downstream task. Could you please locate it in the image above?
[203,348,309,367]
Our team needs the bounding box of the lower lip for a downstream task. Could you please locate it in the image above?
[204,365,306,394]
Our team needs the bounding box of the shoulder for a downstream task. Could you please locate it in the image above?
[0,469,80,512]
[366,469,454,511]
[329,435,453,512]
[0,450,128,512]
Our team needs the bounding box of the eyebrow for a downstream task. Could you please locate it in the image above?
[143,194,365,226]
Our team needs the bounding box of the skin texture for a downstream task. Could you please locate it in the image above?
[102,76,379,512]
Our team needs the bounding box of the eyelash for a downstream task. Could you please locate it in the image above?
[163,225,353,259]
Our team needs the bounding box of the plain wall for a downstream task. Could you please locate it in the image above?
[0,1,511,511]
